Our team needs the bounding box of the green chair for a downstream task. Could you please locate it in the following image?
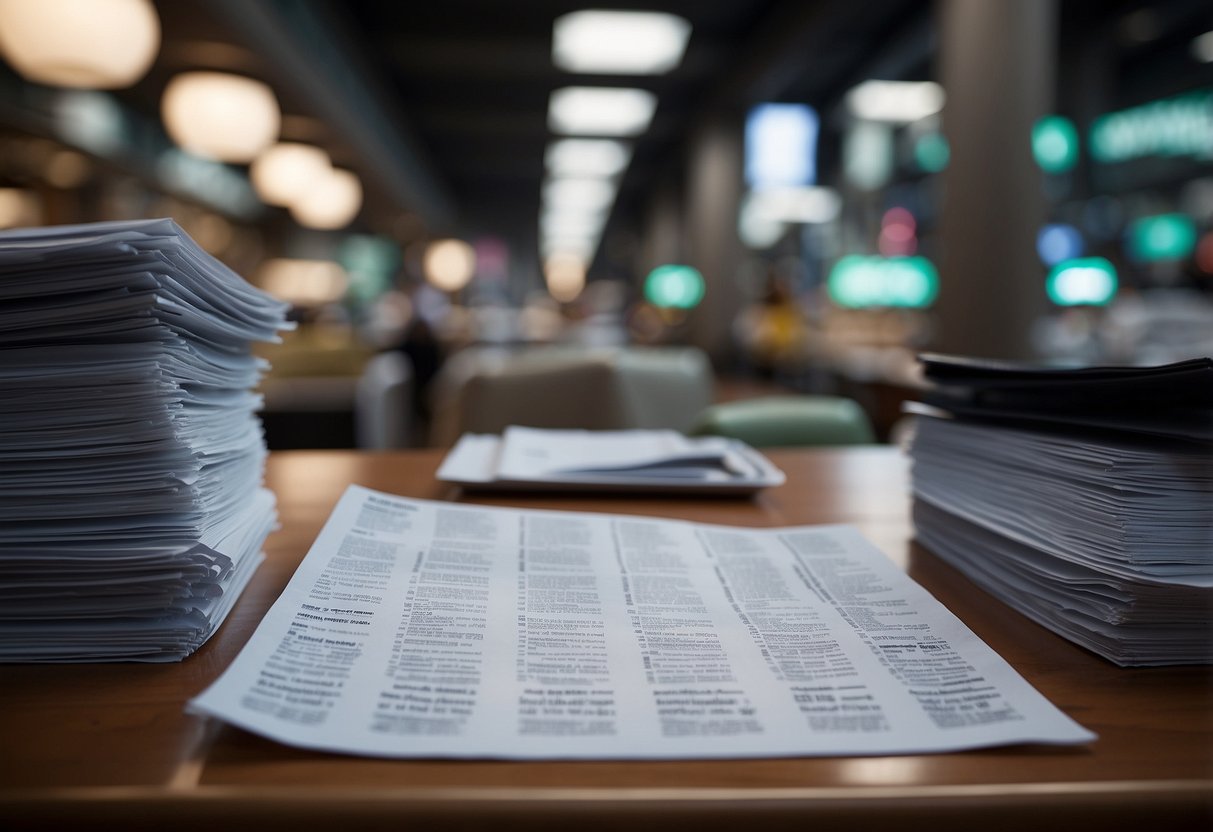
[690,395,876,447]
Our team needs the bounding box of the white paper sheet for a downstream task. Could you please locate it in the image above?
[190,485,1095,759]
[437,428,785,494]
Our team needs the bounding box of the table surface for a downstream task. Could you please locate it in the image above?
[2,448,1211,831]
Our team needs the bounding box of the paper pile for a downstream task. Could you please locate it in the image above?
[0,219,291,662]
[438,426,786,494]
[907,354,1213,666]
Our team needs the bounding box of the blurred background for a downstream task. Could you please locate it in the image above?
[0,0,1210,449]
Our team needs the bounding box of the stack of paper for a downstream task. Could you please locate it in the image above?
[438,426,785,494]
[0,219,291,662]
[908,354,1213,666]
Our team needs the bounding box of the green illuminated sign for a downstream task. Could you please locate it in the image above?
[645,264,705,309]
[1128,214,1197,261]
[827,255,939,309]
[1032,115,1079,173]
[914,133,950,173]
[1046,258,1117,306]
[1090,91,1213,164]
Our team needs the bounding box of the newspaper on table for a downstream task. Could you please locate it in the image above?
[0,219,290,662]
[189,485,1095,759]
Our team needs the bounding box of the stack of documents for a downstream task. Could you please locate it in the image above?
[438,426,786,494]
[908,354,1213,666]
[0,219,290,662]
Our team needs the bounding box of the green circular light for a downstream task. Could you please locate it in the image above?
[1128,213,1197,262]
[1046,257,1117,306]
[1032,115,1079,173]
[644,264,705,309]
[914,133,950,173]
[828,255,939,309]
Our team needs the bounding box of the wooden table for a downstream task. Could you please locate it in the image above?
[2,448,1210,830]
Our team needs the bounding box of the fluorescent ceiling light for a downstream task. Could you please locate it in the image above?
[546,139,632,178]
[543,177,616,214]
[553,10,691,75]
[847,80,945,123]
[1193,31,1213,63]
[542,210,606,237]
[549,87,656,136]
[746,103,819,189]
[746,186,842,224]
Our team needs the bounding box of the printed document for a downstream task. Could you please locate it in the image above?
[190,485,1095,758]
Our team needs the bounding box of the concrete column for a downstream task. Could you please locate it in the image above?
[932,0,1057,359]
[683,113,746,363]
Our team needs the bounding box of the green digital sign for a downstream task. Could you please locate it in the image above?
[914,132,950,173]
[1032,115,1079,173]
[827,255,939,309]
[1127,214,1197,262]
[644,264,705,309]
[1046,258,1117,306]
[1090,91,1213,164]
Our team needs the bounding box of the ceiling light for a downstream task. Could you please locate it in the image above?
[541,211,606,239]
[162,72,280,163]
[847,80,945,123]
[548,87,656,136]
[257,259,348,305]
[542,177,616,214]
[1193,31,1213,63]
[251,142,331,206]
[0,0,159,89]
[552,10,691,75]
[544,253,587,303]
[545,139,632,178]
[423,239,477,293]
[289,168,362,229]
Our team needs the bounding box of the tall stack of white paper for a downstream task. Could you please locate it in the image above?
[0,219,291,662]
[907,354,1213,667]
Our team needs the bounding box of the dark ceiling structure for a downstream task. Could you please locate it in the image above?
[99,0,1213,264]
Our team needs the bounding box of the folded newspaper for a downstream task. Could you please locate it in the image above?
[437,426,786,494]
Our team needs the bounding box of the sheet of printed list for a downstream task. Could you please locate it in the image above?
[190,485,1095,759]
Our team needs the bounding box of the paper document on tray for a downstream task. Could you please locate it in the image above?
[190,485,1095,759]
[437,427,786,493]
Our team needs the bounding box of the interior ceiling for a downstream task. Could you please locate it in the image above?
[141,0,1211,257]
[153,0,927,251]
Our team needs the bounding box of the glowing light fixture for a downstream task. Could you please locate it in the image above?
[745,103,819,188]
[1090,91,1213,163]
[1046,258,1117,306]
[161,72,280,163]
[827,255,939,309]
[553,10,690,75]
[545,139,631,178]
[251,142,331,206]
[1191,31,1213,63]
[914,132,950,172]
[1128,213,1197,261]
[544,253,587,303]
[543,177,616,214]
[644,264,705,309]
[549,87,657,136]
[0,188,41,228]
[846,80,944,123]
[1032,115,1079,173]
[257,258,348,305]
[1036,224,1084,266]
[423,239,476,292]
[0,0,159,89]
[289,168,362,229]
